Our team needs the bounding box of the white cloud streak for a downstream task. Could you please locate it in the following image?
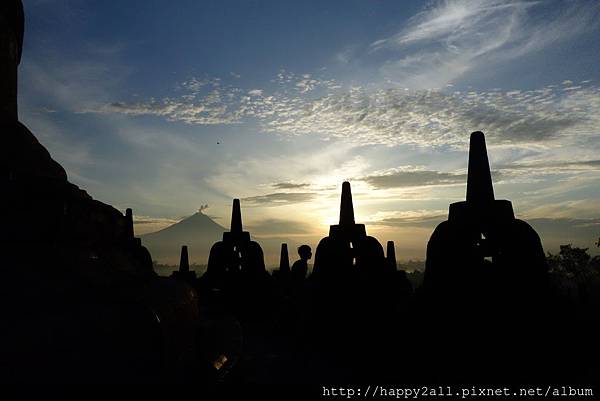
[370,0,600,88]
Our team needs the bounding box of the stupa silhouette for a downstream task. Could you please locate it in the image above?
[424,131,547,290]
[205,199,266,285]
[312,182,384,278]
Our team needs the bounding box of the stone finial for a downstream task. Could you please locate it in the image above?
[466,131,495,205]
[339,181,355,226]
[125,208,134,238]
[179,245,189,273]
[279,243,290,273]
[231,199,243,233]
[386,240,397,271]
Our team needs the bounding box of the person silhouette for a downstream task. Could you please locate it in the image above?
[291,245,312,281]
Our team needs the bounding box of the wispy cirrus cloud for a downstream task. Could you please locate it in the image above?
[370,0,600,88]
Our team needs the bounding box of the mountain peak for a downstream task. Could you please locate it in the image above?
[140,212,225,265]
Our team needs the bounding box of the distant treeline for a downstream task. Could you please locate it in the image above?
[152,260,427,276]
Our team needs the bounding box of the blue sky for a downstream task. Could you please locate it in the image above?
[19,0,600,263]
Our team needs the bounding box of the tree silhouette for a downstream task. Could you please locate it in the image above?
[547,244,592,276]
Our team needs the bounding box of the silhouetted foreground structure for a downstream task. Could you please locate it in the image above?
[272,243,290,279]
[313,181,385,279]
[2,1,598,389]
[172,245,197,282]
[1,1,200,383]
[279,243,290,274]
[204,199,267,287]
[417,131,586,383]
[296,182,414,382]
[425,131,547,295]
[0,0,22,121]
[385,240,397,272]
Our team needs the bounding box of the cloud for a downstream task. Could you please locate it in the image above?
[295,74,321,94]
[20,39,130,115]
[88,73,600,149]
[85,71,345,127]
[487,159,600,187]
[365,210,448,228]
[204,141,365,202]
[133,216,180,225]
[246,218,312,236]
[132,215,180,235]
[372,0,536,49]
[498,159,600,173]
[362,168,467,189]
[527,218,600,252]
[98,98,240,125]
[87,76,247,124]
[271,182,310,190]
[18,35,141,186]
[370,0,600,88]
[241,192,316,206]
[358,165,517,189]
[521,199,600,220]
[258,83,600,147]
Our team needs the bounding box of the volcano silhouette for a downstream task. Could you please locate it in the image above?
[140,212,225,265]
[141,211,299,268]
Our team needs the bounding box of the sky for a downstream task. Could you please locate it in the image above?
[18,0,600,263]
